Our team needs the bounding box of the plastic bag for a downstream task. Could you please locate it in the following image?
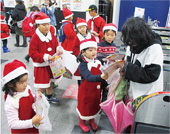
[34,91,52,131]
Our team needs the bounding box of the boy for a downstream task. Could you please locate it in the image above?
[86,4,106,43]
[61,7,76,53]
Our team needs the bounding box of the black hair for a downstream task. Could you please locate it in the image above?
[2,73,27,97]
[76,26,90,34]
[76,48,88,63]
[121,17,156,51]
[104,29,116,35]
[30,6,40,12]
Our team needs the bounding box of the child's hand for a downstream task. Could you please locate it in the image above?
[38,90,42,98]
[101,72,108,80]
[32,114,44,125]
[58,48,63,55]
[48,55,53,61]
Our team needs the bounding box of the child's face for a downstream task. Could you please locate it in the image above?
[15,74,28,92]
[89,10,95,17]
[82,47,97,60]
[38,23,50,35]
[104,30,116,44]
[68,16,73,21]
[78,25,87,35]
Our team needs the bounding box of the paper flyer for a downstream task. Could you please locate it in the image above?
[49,53,66,78]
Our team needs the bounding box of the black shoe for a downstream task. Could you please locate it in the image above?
[14,44,19,47]
[25,55,30,62]
[20,44,28,47]
[47,96,59,104]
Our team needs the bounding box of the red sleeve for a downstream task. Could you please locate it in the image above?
[4,25,10,33]
[29,35,45,63]
[63,23,76,38]
[87,19,92,30]
[73,36,80,57]
[98,18,105,39]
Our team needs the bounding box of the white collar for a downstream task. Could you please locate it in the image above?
[84,56,94,63]
[62,20,72,23]
[92,15,99,20]
[36,28,52,42]
[77,32,91,41]
[12,85,30,108]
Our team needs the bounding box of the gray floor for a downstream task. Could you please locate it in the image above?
[1,32,170,134]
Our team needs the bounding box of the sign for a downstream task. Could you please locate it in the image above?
[4,0,15,8]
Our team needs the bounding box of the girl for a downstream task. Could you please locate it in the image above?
[76,39,108,132]
[73,17,96,57]
[73,17,96,85]
[29,12,63,104]
[0,15,10,53]
[2,59,43,134]
[97,23,117,65]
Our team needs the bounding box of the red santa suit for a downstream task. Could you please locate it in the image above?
[0,22,10,40]
[29,28,61,88]
[61,20,76,52]
[4,85,39,134]
[87,15,106,43]
[77,57,103,120]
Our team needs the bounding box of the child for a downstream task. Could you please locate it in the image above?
[2,59,43,134]
[29,12,63,104]
[61,7,76,53]
[0,15,10,53]
[73,17,96,84]
[97,23,117,65]
[86,4,106,43]
[76,39,108,132]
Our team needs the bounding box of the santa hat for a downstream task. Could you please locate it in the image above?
[103,23,117,34]
[80,39,97,51]
[2,60,28,85]
[32,12,50,24]
[76,17,87,28]
[63,8,73,19]
[0,15,5,22]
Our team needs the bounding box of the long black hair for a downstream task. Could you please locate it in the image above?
[2,73,27,97]
[121,17,156,53]
[76,48,88,63]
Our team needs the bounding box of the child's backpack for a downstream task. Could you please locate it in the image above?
[57,22,68,42]
[22,12,35,37]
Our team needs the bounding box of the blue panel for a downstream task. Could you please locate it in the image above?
[118,0,170,31]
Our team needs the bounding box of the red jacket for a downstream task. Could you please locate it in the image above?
[87,15,106,43]
[0,23,10,40]
[73,32,96,57]
[61,20,76,52]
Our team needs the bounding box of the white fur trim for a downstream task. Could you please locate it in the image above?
[65,13,74,19]
[76,108,101,120]
[12,86,30,108]
[35,18,50,24]
[43,54,49,62]
[76,22,87,28]
[2,67,28,85]
[33,61,49,67]
[77,32,91,42]
[36,28,52,42]
[87,60,101,71]
[80,41,97,51]
[103,26,117,33]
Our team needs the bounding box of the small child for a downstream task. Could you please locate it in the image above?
[61,7,76,53]
[2,60,43,134]
[29,12,63,104]
[86,4,106,43]
[76,39,108,132]
[0,15,10,53]
[97,23,117,65]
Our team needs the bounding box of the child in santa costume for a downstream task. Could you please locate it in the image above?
[61,7,76,53]
[73,17,96,85]
[29,12,63,104]
[2,59,43,134]
[0,15,10,53]
[86,4,106,43]
[76,39,108,132]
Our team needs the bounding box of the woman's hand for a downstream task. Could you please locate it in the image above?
[32,114,44,125]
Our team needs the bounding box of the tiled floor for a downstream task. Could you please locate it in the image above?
[1,32,170,134]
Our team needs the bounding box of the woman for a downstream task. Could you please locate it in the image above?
[11,0,27,47]
[41,0,56,27]
[121,17,163,100]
